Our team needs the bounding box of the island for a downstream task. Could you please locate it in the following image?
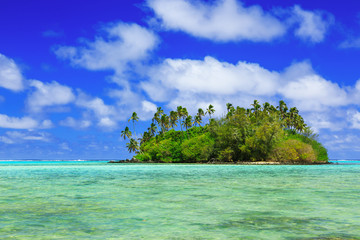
[114,100,328,164]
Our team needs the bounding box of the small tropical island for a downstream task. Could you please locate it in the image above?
[114,100,328,164]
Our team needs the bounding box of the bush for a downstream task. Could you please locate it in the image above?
[218,147,235,162]
[135,152,151,162]
[284,130,328,162]
[269,139,316,163]
[181,133,215,162]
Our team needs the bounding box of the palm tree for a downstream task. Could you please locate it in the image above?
[120,126,132,140]
[206,104,215,119]
[177,106,188,132]
[182,107,188,118]
[126,138,139,153]
[226,103,233,113]
[197,108,205,126]
[269,105,277,113]
[140,131,151,145]
[277,100,288,119]
[160,114,170,134]
[288,107,300,130]
[194,115,201,126]
[156,107,164,118]
[263,102,270,114]
[128,112,139,136]
[177,106,184,131]
[226,106,235,119]
[149,122,157,137]
[152,112,160,125]
[251,100,261,116]
[169,111,178,129]
[182,115,193,139]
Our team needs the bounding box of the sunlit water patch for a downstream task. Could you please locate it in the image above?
[0,161,359,239]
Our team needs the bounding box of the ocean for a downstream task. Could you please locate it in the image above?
[0,160,359,239]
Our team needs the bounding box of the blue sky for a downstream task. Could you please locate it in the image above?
[1,0,360,159]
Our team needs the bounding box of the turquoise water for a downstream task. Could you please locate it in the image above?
[0,161,359,239]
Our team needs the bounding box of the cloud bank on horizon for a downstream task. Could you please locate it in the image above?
[0,0,359,159]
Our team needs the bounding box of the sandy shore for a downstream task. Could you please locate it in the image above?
[108,160,330,165]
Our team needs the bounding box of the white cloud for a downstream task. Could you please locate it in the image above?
[143,56,357,124]
[147,0,285,42]
[144,56,282,116]
[339,38,360,49]
[27,80,75,112]
[98,117,117,128]
[0,136,14,144]
[303,111,344,132]
[291,5,333,43]
[108,87,157,121]
[142,100,157,113]
[322,132,360,154]
[348,110,360,129]
[60,117,91,129]
[59,142,71,151]
[55,22,158,76]
[0,114,38,129]
[39,120,54,129]
[144,56,279,101]
[76,92,115,118]
[0,53,24,91]
[279,62,348,111]
[0,131,51,144]
[75,92,118,128]
[0,113,53,130]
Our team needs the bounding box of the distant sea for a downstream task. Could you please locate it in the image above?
[0,160,359,239]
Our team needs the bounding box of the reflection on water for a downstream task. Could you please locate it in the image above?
[0,161,359,239]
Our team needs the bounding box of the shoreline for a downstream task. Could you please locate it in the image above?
[108,159,330,165]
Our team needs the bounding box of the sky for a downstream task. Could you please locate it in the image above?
[1,0,360,160]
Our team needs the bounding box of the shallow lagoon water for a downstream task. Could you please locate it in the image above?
[0,161,359,239]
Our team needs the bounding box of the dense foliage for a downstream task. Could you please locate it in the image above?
[123,101,328,163]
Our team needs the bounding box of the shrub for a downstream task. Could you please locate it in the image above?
[135,152,151,162]
[181,133,215,162]
[218,147,235,162]
[269,139,316,163]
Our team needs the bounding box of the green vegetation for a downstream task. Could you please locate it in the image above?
[122,100,328,164]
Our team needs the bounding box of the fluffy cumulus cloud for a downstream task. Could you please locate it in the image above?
[75,92,117,128]
[291,5,333,43]
[279,62,348,111]
[0,114,38,129]
[143,56,356,126]
[0,114,53,130]
[27,80,75,112]
[143,56,279,102]
[55,22,158,76]
[0,53,24,91]
[147,0,286,42]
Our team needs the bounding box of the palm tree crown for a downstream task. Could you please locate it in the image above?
[126,138,139,153]
[128,112,139,135]
[120,126,132,140]
[206,104,215,118]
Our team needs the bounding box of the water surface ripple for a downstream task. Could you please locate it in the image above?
[0,161,359,239]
